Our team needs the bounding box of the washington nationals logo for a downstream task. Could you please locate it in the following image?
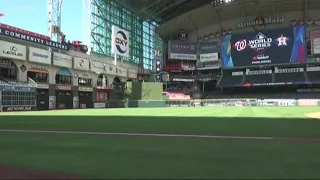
[234,39,247,51]
[115,31,128,54]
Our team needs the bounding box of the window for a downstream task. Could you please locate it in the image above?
[27,72,48,83]
[56,75,72,85]
[0,67,17,80]
[90,0,163,70]
[78,77,92,87]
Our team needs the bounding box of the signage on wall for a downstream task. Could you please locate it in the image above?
[168,40,197,60]
[310,29,320,55]
[0,24,70,51]
[0,40,26,60]
[94,103,106,108]
[20,65,26,72]
[96,86,113,90]
[37,84,49,89]
[179,30,188,41]
[79,87,93,92]
[73,57,89,71]
[29,65,49,73]
[0,85,35,91]
[221,26,306,68]
[2,106,35,112]
[106,63,117,75]
[53,52,72,68]
[90,60,104,73]
[28,47,51,65]
[0,59,16,69]
[111,25,130,58]
[56,85,72,91]
[237,16,284,30]
[199,42,219,62]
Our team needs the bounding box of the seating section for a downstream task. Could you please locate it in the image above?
[163,91,191,100]
[275,73,305,82]
[206,91,320,99]
[218,72,243,86]
[243,75,272,84]
[307,71,320,81]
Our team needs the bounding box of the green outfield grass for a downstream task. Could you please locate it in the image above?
[0,107,320,179]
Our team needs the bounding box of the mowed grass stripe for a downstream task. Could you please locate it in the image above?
[0,107,319,117]
[0,132,320,179]
[0,107,320,138]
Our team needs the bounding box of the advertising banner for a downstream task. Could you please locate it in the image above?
[221,26,306,68]
[276,99,297,106]
[49,96,56,110]
[168,40,197,60]
[298,99,318,106]
[199,42,219,62]
[310,29,320,55]
[0,41,26,60]
[94,103,106,108]
[0,24,69,51]
[53,52,72,68]
[29,47,51,65]
[111,25,129,57]
[0,85,35,92]
[73,57,90,71]
[2,106,36,112]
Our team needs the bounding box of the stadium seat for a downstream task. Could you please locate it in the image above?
[218,71,243,86]
[275,72,305,83]
[307,71,320,82]
[243,74,272,84]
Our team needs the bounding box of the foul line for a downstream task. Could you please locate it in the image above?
[0,129,320,142]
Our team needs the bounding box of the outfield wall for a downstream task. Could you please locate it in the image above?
[96,99,319,108]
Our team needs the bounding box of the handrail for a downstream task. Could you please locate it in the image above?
[28,77,37,88]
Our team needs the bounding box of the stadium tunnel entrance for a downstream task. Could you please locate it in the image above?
[55,68,73,109]
[27,65,50,110]
[0,59,18,81]
[78,75,93,109]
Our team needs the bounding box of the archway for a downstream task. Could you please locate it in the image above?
[113,77,121,84]
[56,68,72,85]
[0,59,18,81]
[97,74,108,86]
[127,79,132,82]
[55,68,73,109]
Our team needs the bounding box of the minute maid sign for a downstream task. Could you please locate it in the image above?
[111,25,129,58]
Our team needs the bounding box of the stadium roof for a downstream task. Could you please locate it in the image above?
[115,0,213,23]
[150,0,320,39]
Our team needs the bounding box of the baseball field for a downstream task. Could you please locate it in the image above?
[0,106,320,179]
